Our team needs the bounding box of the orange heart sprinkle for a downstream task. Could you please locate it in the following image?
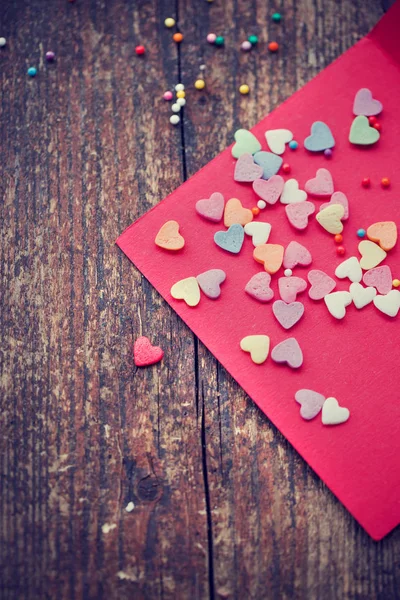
[253,244,284,274]
[155,220,185,251]
[367,221,397,252]
[224,198,253,227]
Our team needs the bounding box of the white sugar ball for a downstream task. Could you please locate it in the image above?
[0,38,6,47]
[284,269,293,277]
[257,200,266,210]
[176,97,186,107]
[175,83,185,92]
[171,103,181,113]
[170,114,180,125]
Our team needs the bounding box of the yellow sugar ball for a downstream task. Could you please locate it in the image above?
[393,279,400,288]
[164,18,176,28]
[176,90,186,98]
[194,79,206,90]
[239,84,250,95]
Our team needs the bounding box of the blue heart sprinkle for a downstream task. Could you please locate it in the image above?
[304,121,335,152]
[214,224,244,254]
[253,151,283,180]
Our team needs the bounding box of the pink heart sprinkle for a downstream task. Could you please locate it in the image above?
[283,241,312,269]
[196,269,226,299]
[307,269,336,300]
[304,168,334,197]
[196,192,225,222]
[320,191,349,220]
[278,276,307,303]
[245,272,274,302]
[271,337,303,369]
[272,300,305,330]
[252,175,284,205]
[363,265,393,295]
[353,88,383,117]
[285,201,315,230]
[295,389,326,420]
[234,153,263,183]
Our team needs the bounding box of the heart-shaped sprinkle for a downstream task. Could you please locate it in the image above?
[240,335,270,364]
[253,244,284,274]
[244,222,272,246]
[285,201,315,230]
[133,336,164,367]
[324,291,352,319]
[252,175,284,205]
[245,272,274,302]
[304,168,334,197]
[265,129,293,155]
[196,192,225,222]
[358,240,387,270]
[349,282,377,309]
[234,153,263,182]
[373,290,400,318]
[280,178,307,204]
[278,276,307,303]
[353,88,383,116]
[304,121,335,152]
[232,129,261,158]
[214,224,245,254]
[349,115,380,145]
[155,220,185,250]
[367,221,397,252]
[224,198,253,227]
[283,241,312,269]
[320,192,349,220]
[171,277,201,307]
[316,203,345,234]
[295,389,325,420]
[196,269,226,299]
[363,265,393,295]
[253,151,283,180]
[335,256,362,283]
[271,337,303,369]
[322,397,350,426]
[272,300,305,330]
[307,270,336,300]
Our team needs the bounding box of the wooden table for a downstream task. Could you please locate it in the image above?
[1,1,399,598]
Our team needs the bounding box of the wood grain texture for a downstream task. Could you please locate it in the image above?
[0,1,399,599]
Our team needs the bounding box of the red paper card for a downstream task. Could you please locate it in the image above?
[117,3,400,540]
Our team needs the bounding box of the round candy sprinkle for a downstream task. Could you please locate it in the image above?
[170,115,180,125]
[268,41,279,52]
[257,200,266,210]
[241,41,252,51]
[171,103,181,113]
[272,12,282,22]
[45,51,55,61]
[135,45,145,55]
[199,64,206,71]
[324,148,332,158]
[215,36,225,46]
[282,163,291,173]
[207,33,217,44]
[357,228,366,238]
[27,67,37,77]
[368,116,377,125]
[163,91,173,101]
[175,83,185,92]
[194,79,205,90]
[164,17,176,28]
[251,207,260,216]
[173,33,183,43]
[336,246,345,256]
[362,177,371,188]
[248,35,258,45]
[393,279,400,288]
[239,84,250,95]
[177,97,186,107]
[288,140,298,150]
[176,90,186,98]
[373,123,381,132]
[334,234,343,244]
[381,177,390,188]
[0,37,7,47]
[284,269,293,277]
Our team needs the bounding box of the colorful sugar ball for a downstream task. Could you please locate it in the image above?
[373,123,381,132]
[241,41,252,51]
[215,36,225,46]
[27,67,37,77]
[170,115,180,125]
[289,140,298,150]
[0,37,7,47]
[175,83,185,92]
[268,41,279,52]
[272,12,282,22]
[173,33,183,43]
[357,228,366,238]
[282,163,291,173]
[199,64,206,71]
[135,45,145,55]
[362,177,371,188]
[239,84,250,95]
[163,91,173,101]
[207,33,217,44]
[393,279,400,288]
[164,17,176,28]
[251,207,260,216]
[248,35,258,45]
[176,90,186,98]
[45,51,55,61]
[324,148,332,158]
[336,246,345,256]
[171,103,181,113]
[381,177,390,188]
[368,116,377,125]
[177,98,186,107]
[334,234,343,244]
[257,200,266,210]
[284,269,293,277]
[194,79,205,90]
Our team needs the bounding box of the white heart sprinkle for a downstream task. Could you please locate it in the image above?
[324,291,352,319]
[373,290,400,317]
[349,282,376,309]
[322,397,350,425]
[280,179,307,204]
[335,256,362,283]
[265,129,293,155]
[244,222,272,247]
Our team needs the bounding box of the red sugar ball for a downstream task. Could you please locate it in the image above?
[282,163,291,174]
[336,246,345,256]
[135,45,145,55]
[361,177,371,188]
